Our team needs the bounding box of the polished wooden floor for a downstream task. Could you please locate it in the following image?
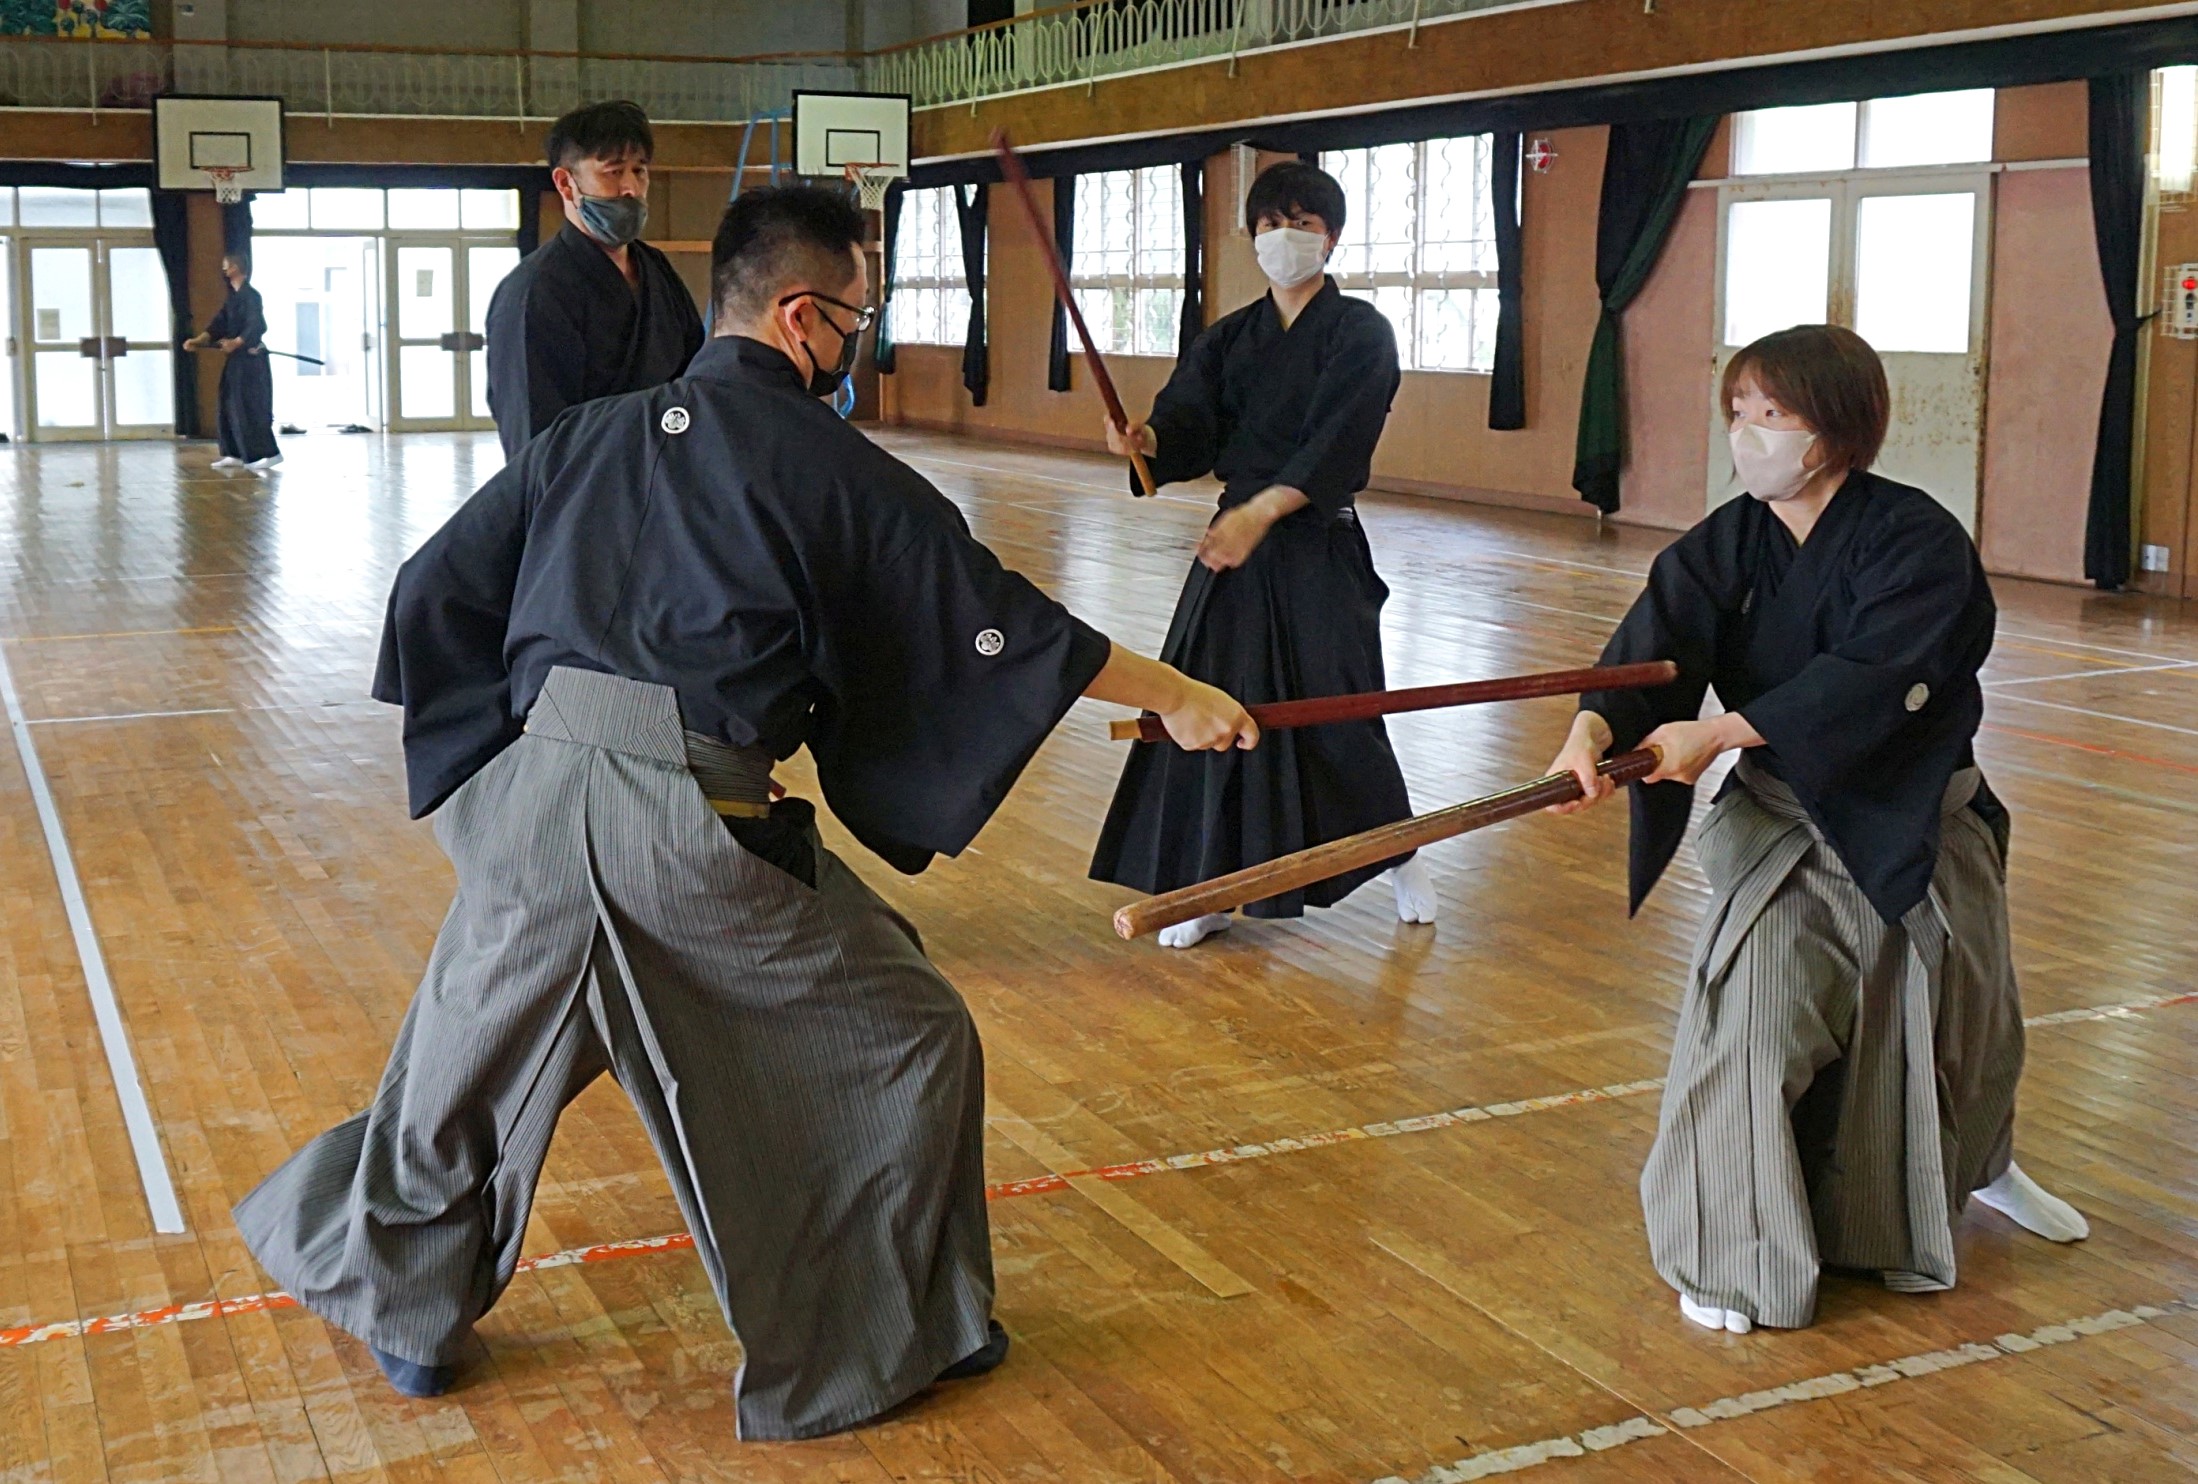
[1,429,2196,1482]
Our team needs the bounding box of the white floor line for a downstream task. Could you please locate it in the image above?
[1989,692,2198,739]
[1371,1298,2196,1484]
[1984,659,2198,689]
[27,699,380,727]
[0,644,184,1233]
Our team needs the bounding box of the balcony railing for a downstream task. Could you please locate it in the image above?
[0,35,857,124]
[860,0,1556,110]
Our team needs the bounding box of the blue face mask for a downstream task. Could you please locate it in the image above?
[576,192,647,248]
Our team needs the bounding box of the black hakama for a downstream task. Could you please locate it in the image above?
[1582,472,2027,1325]
[483,221,704,459]
[205,283,277,463]
[1089,278,1414,916]
[235,335,1111,1438]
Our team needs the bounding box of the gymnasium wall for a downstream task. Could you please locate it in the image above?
[880,83,2113,588]
[202,0,853,56]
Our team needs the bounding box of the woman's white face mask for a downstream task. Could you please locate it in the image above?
[1255,226,1329,288]
[1728,421,1819,502]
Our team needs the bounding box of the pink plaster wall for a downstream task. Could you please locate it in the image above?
[1978,165,2111,585]
[1616,186,1718,531]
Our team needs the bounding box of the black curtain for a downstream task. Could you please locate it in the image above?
[875,180,905,375]
[221,197,252,263]
[2085,72,2147,591]
[1047,174,1074,391]
[953,182,989,406]
[1571,117,1716,514]
[1487,130,1525,431]
[1178,158,1205,360]
[517,192,543,258]
[151,191,199,438]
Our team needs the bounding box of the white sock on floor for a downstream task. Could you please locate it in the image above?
[1678,1294,1751,1334]
[1974,1163,2090,1242]
[1156,913,1232,950]
[1388,856,1437,924]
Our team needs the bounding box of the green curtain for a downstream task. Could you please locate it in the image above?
[1571,116,1717,514]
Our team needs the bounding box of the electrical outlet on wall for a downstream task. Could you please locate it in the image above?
[2141,544,2172,573]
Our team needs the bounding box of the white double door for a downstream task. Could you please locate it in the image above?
[1710,170,1992,530]
[18,236,173,441]
[383,238,519,431]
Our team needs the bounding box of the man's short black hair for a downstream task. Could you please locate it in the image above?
[1244,160,1346,235]
[711,185,867,324]
[544,100,654,172]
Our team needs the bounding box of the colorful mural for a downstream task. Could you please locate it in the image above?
[0,0,153,39]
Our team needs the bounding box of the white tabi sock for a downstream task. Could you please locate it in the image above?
[1678,1293,1752,1334]
[1973,1163,2090,1242]
[1388,856,1437,924]
[1156,912,1232,949]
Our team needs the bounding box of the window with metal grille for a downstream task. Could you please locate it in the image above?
[889,187,973,347]
[1320,136,1501,374]
[1070,166,1185,357]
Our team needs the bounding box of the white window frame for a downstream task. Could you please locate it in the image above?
[1321,135,1502,375]
[1729,90,1997,180]
[887,185,972,348]
[1069,165,1185,358]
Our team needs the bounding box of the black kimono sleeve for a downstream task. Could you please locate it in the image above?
[1140,326,1228,493]
[1270,310,1400,519]
[1737,506,1989,799]
[205,288,266,348]
[1581,514,1749,914]
[486,276,591,459]
[372,458,533,818]
[804,482,1113,872]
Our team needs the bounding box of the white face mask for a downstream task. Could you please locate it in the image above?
[1728,421,1819,502]
[1254,226,1329,288]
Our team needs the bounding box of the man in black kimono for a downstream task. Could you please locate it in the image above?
[183,251,279,470]
[484,99,704,459]
[232,185,1255,1440]
[1090,160,1433,948]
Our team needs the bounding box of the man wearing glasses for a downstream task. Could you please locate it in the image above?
[233,186,1257,1441]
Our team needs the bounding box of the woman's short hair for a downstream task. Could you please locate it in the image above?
[1244,161,1346,235]
[1720,324,1890,474]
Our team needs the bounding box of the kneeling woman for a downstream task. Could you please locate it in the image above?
[1547,325,2084,1334]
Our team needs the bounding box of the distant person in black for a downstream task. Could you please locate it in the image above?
[484,99,704,459]
[1089,160,1433,948]
[184,251,279,470]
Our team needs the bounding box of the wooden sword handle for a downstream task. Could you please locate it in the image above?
[1106,660,1679,743]
[1112,747,1662,939]
[991,128,1158,498]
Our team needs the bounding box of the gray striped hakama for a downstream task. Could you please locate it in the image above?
[1640,757,2024,1329]
[235,667,993,1439]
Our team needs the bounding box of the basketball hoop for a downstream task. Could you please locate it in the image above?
[203,166,243,205]
[843,162,898,213]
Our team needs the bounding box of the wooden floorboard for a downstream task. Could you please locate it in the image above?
[0,428,2193,1480]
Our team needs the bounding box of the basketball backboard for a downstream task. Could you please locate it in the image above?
[791,90,911,181]
[153,96,285,195]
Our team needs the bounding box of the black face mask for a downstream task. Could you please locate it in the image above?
[780,293,871,399]
[576,192,647,248]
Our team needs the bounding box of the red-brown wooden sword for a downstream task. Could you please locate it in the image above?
[1113,747,1663,939]
[1107,660,1679,743]
[991,128,1158,497]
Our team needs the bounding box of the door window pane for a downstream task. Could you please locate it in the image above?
[113,348,173,426]
[1854,192,1975,354]
[18,188,98,227]
[1731,103,1858,176]
[249,189,310,230]
[108,247,171,341]
[399,344,454,418]
[96,188,152,228]
[469,348,490,419]
[1858,90,1995,169]
[1722,197,1831,346]
[310,188,385,230]
[0,190,15,227]
[34,352,96,426]
[30,247,94,342]
[395,247,454,339]
[467,245,519,334]
[461,189,519,230]
[388,188,461,230]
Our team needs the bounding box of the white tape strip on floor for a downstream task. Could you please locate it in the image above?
[1373,1298,2197,1484]
[0,643,185,1234]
